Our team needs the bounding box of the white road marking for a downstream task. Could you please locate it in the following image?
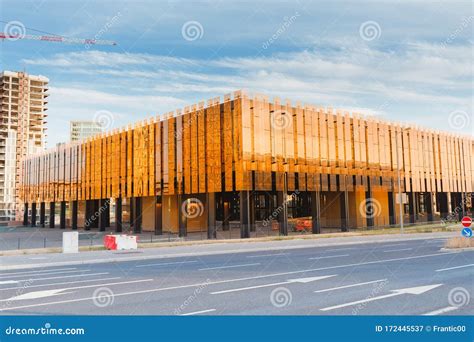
[436,264,474,272]
[0,268,76,277]
[380,243,409,248]
[14,272,110,283]
[2,279,154,302]
[423,306,459,315]
[0,252,457,312]
[199,263,260,271]
[0,277,121,291]
[0,281,19,285]
[0,269,86,279]
[309,254,349,260]
[322,247,355,252]
[211,275,337,294]
[383,248,413,253]
[180,309,216,316]
[247,253,290,258]
[320,284,443,311]
[29,257,48,260]
[136,261,198,268]
[314,279,388,293]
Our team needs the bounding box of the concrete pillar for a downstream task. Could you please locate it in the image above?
[222,195,230,231]
[84,200,91,231]
[133,197,142,234]
[388,192,396,225]
[340,191,349,232]
[311,191,321,234]
[115,198,123,232]
[49,202,55,228]
[154,196,162,235]
[31,202,37,227]
[98,198,108,232]
[105,200,110,227]
[365,191,374,228]
[426,193,434,222]
[447,192,453,219]
[72,201,78,230]
[40,202,46,228]
[23,203,28,226]
[240,191,251,238]
[178,195,187,238]
[408,192,416,224]
[60,201,66,229]
[207,193,216,239]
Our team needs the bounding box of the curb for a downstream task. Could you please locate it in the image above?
[0,232,457,271]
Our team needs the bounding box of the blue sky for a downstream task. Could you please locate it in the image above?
[1,0,472,147]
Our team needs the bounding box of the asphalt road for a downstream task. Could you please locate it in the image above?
[0,237,472,315]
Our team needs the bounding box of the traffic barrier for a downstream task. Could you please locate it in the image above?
[104,234,138,250]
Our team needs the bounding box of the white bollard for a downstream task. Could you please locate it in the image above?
[62,232,79,253]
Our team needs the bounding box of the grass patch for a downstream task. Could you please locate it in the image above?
[444,237,474,249]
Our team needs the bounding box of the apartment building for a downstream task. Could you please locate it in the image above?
[70,121,103,142]
[1,71,48,221]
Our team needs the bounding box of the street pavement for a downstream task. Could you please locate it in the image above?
[0,233,472,315]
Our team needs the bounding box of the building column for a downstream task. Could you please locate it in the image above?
[340,191,349,232]
[154,196,162,235]
[49,202,55,228]
[98,198,108,232]
[178,195,187,238]
[426,193,434,222]
[447,192,453,219]
[31,202,37,227]
[207,193,216,239]
[311,191,321,234]
[115,197,123,233]
[71,201,78,230]
[133,197,142,234]
[23,203,28,226]
[240,191,251,238]
[365,191,374,228]
[39,202,46,228]
[408,192,416,224]
[60,201,66,229]
[388,192,396,225]
[84,200,91,230]
[276,191,288,236]
[222,194,230,231]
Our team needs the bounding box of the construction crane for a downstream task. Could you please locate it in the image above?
[0,33,117,46]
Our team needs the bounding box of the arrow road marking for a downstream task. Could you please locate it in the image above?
[180,309,216,316]
[211,275,337,294]
[5,289,71,301]
[320,284,443,311]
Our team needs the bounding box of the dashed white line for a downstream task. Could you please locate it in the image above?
[180,309,216,316]
[309,254,349,260]
[13,272,110,283]
[0,269,88,279]
[0,268,76,277]
[0,281,18,285]
[314,279,387,293]
[247,253,290,258]
[423,306,459,316]
[136,261,198,268]
[0,277,121,291]
[199,263,260,271]
[435,264,474,272]
[383,248,413,253]
[380,243,409,248]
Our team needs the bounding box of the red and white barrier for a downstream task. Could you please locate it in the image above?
[104,234,138,250]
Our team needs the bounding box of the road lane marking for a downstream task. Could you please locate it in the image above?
[136,261,198,268]
[13,272,110,283]
[0,252,457,312]
[314,279,388,293]
[247,253,290,258]
[308,254,349,260]
[383,248,413,253]
[322,247,355,252]
[320,284,443,311]
[423,306,459,315]
[2,279,154,302]
[380,243,409,248]
[0,277,121,291]
[180,309,216,316]
[436,264,474,272]
[199,263,260,271]
[211,275,337,295]
[0,268,76,277]
[0,281,19,285]
[29,257,48,260]
[0,269,86,279]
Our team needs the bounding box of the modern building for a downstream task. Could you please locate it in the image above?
[20,91,473,238]
[70,121,103,142]
[1,71,48,222]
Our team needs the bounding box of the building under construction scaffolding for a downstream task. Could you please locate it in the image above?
[19,91,474,238]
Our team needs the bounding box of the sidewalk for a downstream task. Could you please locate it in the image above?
[0,231,457,271]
